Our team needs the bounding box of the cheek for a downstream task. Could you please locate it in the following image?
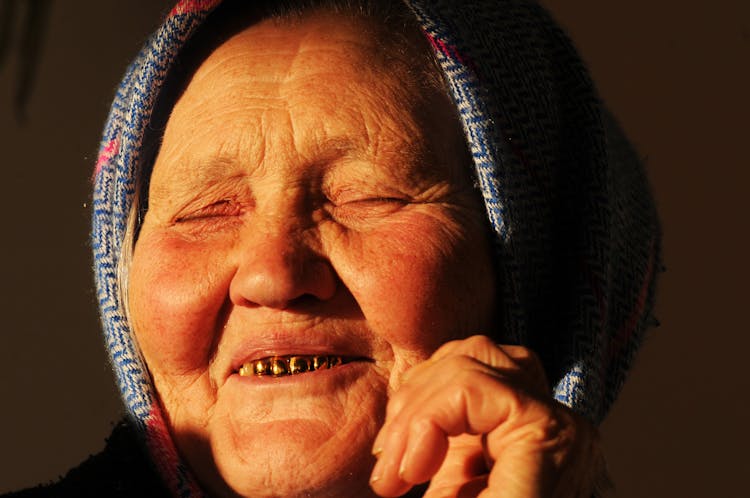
[332,210,495,357]
[129,232,231,375]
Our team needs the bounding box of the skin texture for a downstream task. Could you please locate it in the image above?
[129,13,496,498]
[369,336,605,498]
[129,11,604,498]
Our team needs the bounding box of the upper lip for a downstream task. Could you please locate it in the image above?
[224,327,374,378]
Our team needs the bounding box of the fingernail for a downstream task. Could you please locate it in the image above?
[398,461,407,479]
[370,457,384,484]
[372,426,386,455]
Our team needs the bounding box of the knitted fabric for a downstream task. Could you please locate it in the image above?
[91,0,661,496]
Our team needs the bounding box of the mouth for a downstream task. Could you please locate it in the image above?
[237,355,371,378]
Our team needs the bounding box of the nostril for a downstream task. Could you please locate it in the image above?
[287,292,326,309]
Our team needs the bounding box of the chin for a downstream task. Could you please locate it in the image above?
[210,419,379,498]
[198,372,388,497]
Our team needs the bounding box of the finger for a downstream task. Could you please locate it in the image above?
[399,419,448,483]
[370,423,411,497]
[373,361,512,495]
[375,336,599,498]
[380,362,568,497]
[398,336,512,389]
[428,336,549,393]
[386,352,499,428]
[426,475,488,498]
[372,358,498,496]
[482,440,547,498]
[482,402,593,498]
[422,434,487,498]
[430,335,519,368]
[393,336,528,427]
[373,337,558,497]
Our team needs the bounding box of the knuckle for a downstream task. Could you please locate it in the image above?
[386,390,409,418]
[535,405,586,458]
[499,344,540,366]
[515,409,573,453]
[432,338,465,357]
[464,334,496,349]
[434,335,496,359]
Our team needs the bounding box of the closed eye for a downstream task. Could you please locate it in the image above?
[346,197,407,205]
[175,199,242,223]
[326,196,409,226]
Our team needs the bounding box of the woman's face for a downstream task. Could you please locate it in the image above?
[129,12,495,498]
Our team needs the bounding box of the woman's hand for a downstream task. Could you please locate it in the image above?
[370,335,606,498]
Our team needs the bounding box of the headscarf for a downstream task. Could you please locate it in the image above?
[92,0,661,495]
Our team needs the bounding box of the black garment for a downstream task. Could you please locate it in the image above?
[4,420,170,498]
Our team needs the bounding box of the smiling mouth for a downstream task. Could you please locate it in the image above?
[238,355,367,378]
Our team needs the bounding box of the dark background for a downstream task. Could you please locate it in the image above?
[1,1,748,496]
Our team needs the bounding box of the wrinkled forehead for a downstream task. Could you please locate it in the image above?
[186,13,409,98]
[150,10,474,205]
[139,0,450,208]
[149,0,435,132]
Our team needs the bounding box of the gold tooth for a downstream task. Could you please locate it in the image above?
[313,356,329,371]
[289,356,309,375]
[239,355,345,377]
[270,357,288,377]
[254,358,271,376]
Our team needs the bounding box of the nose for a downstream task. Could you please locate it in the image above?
[229,220,337,310]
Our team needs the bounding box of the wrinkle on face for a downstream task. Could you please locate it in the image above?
[129,11,495,498]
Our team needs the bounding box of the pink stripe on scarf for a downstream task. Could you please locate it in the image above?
[93,138,120,179]
[169,0,222,16]
[423,31,478,74]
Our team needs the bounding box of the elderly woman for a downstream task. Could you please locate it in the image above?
[8,0,660,497]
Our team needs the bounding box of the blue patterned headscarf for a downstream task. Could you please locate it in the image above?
[92,0,661,495]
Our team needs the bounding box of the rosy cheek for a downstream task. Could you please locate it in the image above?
[129,232,231,375]
[337,213,467,356]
